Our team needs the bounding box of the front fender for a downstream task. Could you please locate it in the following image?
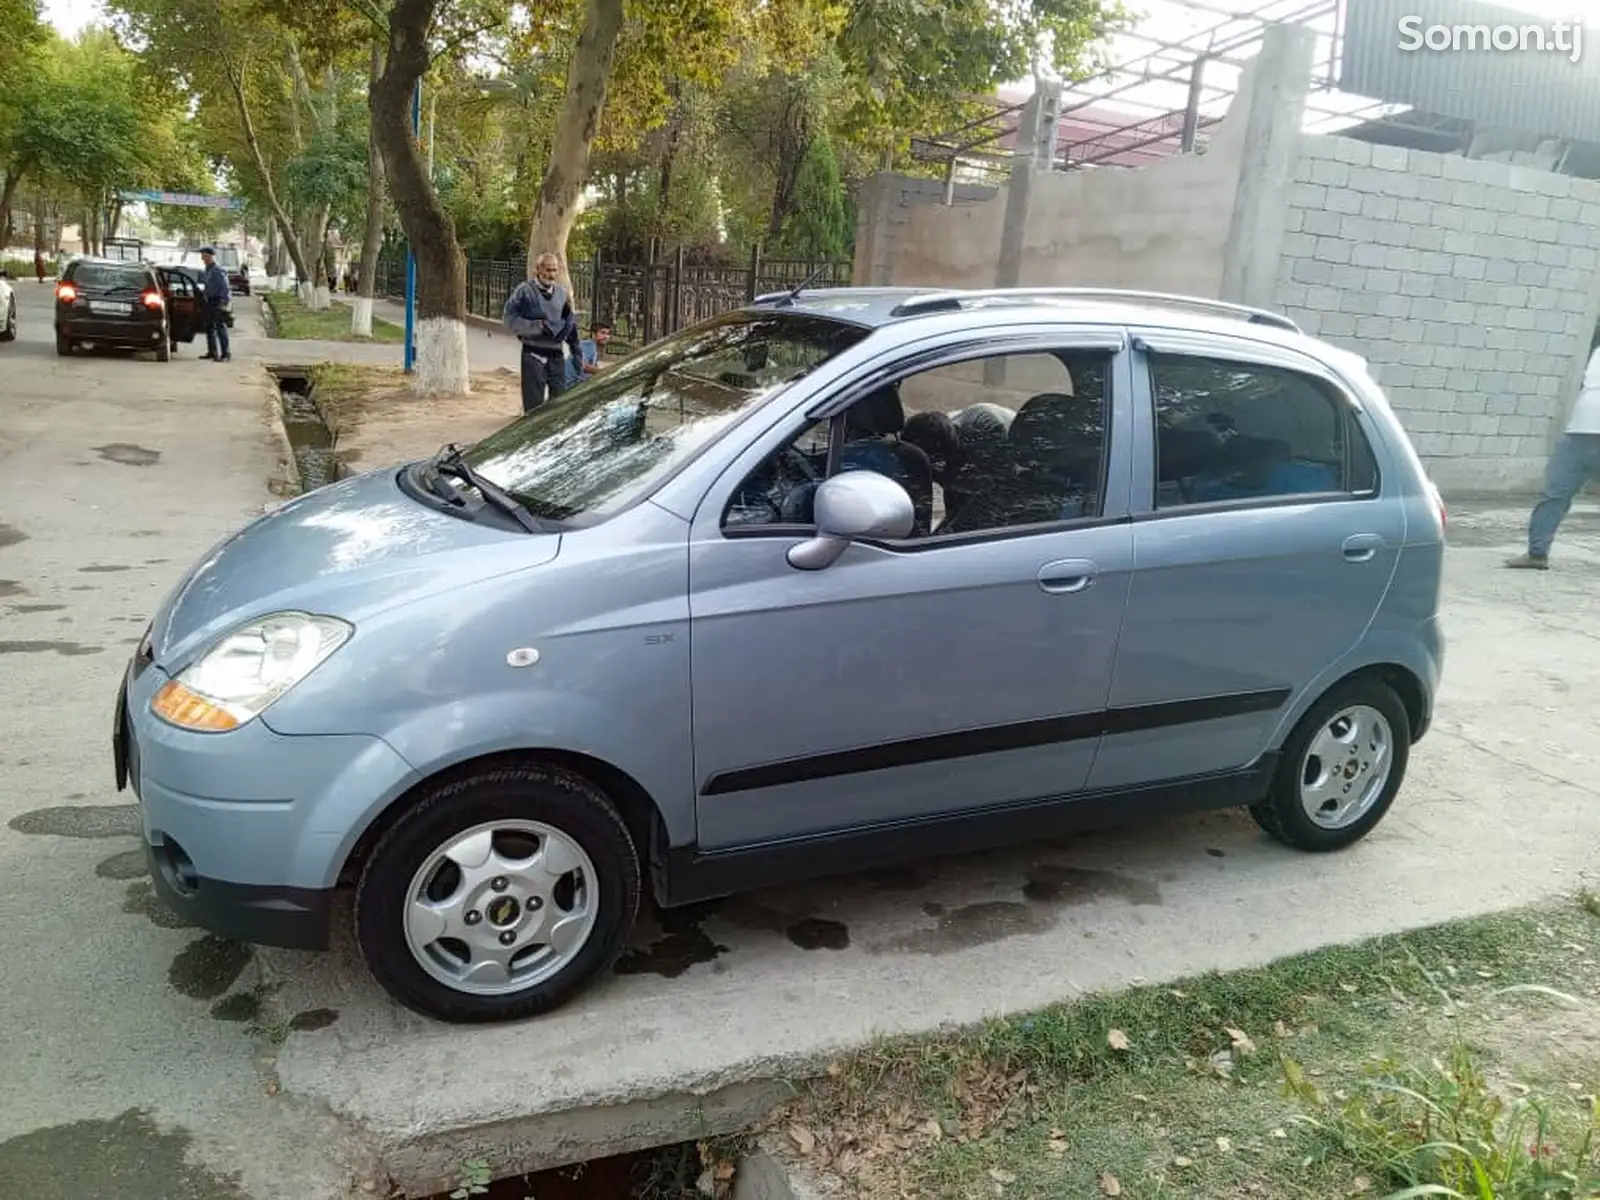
[323,684,697,883]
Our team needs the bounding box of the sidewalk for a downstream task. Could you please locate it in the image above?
[228,293,525,374]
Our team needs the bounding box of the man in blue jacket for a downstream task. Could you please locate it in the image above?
[198,246,232,362]
[503,251,581,413]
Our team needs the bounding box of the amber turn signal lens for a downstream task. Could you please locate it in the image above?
[152,680,240,732]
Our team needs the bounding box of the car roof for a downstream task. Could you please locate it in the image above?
[742,285,1340,363]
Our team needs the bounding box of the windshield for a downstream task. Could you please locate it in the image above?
[461,310,870,524]
[72,263,151,290]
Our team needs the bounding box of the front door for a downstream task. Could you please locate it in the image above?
[1088,332,1405,792]
[689,336,1136,850]
[158,269,199,343]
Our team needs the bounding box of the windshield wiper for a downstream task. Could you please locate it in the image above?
[428,444,543,533]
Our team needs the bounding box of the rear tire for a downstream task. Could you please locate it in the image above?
[1250,677,1410,853]
[354,763,641,1023]
[55,333,72,356]
[156,335,171,363]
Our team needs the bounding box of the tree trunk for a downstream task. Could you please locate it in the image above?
[223,54,314,287]
[0,163,25,248]
[373,0,469,394]
[766,87,810,242]
[305,203,332,309]
[526,0,625,289]
[354,37,387,340]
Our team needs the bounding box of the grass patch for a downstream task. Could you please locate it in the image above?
[263,291,404,343]
[777,900,1600,1199]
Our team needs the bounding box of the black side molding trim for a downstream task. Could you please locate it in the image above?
[701,688,1291,796]
[663,755,1279,907]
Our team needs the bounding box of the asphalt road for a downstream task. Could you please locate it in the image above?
[2,277,1598,1197]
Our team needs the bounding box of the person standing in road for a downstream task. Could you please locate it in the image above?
[503,251,581,414]
[34,249,46,284]
[1506,338,1600,570]
[198,246,233,363]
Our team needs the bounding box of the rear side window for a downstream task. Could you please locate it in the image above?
[70,263,152,289]
[1147,352,1379,509]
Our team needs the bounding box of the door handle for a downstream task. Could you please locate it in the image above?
[1342,533,1383,562]
[1037,558,1098,595]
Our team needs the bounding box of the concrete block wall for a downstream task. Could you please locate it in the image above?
[1273,135,1600,494]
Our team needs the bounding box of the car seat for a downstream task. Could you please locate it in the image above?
[1004,392,1106,523]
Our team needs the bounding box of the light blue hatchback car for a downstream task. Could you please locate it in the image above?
[114,287,1446,1022]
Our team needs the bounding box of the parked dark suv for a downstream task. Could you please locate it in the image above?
[55,257,201,361]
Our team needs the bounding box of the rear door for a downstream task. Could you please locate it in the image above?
[1087,328,1403,792]
[159,269,200,343]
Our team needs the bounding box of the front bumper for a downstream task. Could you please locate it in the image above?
[114,651,420,950]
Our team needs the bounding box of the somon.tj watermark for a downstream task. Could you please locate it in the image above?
[1398,16,1584,63]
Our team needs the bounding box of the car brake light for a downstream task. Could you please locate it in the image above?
[141,291,164,310]
[56,283,76,302]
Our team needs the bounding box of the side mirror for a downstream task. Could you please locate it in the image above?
[787,471,915,571]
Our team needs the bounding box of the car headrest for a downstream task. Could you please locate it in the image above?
[1011,392,1103,455]
[847,385,905,437]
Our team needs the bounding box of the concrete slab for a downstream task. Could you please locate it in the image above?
[4,278,1598,1197]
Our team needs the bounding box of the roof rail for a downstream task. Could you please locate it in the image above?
[886,288,1301,333]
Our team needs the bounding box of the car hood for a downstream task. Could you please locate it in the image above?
[150,467,560,669]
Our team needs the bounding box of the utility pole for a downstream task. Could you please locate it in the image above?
[404,79,419,375]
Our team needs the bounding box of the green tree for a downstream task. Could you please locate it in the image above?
[776,134,850,261]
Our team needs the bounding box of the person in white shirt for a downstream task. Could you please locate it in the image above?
[1506,340,1600,569]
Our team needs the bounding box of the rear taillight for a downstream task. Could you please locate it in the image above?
[141,291,164,310]
[1428,479,1447,533]
[56,283,76,303]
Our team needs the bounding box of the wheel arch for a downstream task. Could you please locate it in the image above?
[335,748,668,894]
[1288,661,1430,748]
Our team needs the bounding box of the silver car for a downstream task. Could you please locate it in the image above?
[113,287,1446,1023]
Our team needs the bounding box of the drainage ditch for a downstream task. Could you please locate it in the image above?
[413,1142,715,1199]
[270,368,341,493]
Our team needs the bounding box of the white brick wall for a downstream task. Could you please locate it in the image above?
[1272,135,1600,489]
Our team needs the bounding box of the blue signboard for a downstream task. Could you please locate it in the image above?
[119,189,246,211]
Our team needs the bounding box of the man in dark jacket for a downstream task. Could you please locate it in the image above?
[198,246,232,362]
[503,251,581,413]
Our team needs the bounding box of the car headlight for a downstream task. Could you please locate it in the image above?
[151,612,352,733]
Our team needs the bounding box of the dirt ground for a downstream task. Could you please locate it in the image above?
[310,364,523,474]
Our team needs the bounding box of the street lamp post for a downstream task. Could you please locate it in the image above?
[404,79,420,374]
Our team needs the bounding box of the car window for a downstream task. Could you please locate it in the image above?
[70,263,152,290]
[1147,352,1378,509]
[462,310,869,526]
[723,348,1114,539]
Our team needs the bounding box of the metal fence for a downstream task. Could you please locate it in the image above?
[370,248,853,353]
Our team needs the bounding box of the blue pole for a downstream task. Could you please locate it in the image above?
[403,79,420,373]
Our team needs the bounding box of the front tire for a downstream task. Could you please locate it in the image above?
[55,332,72,356]
[0,300,16,342]
[156,332,171,362]
[1250,677,1410,852]
[354,763,641,1023]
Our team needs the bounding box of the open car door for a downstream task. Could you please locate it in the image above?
[159,268,201,345]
